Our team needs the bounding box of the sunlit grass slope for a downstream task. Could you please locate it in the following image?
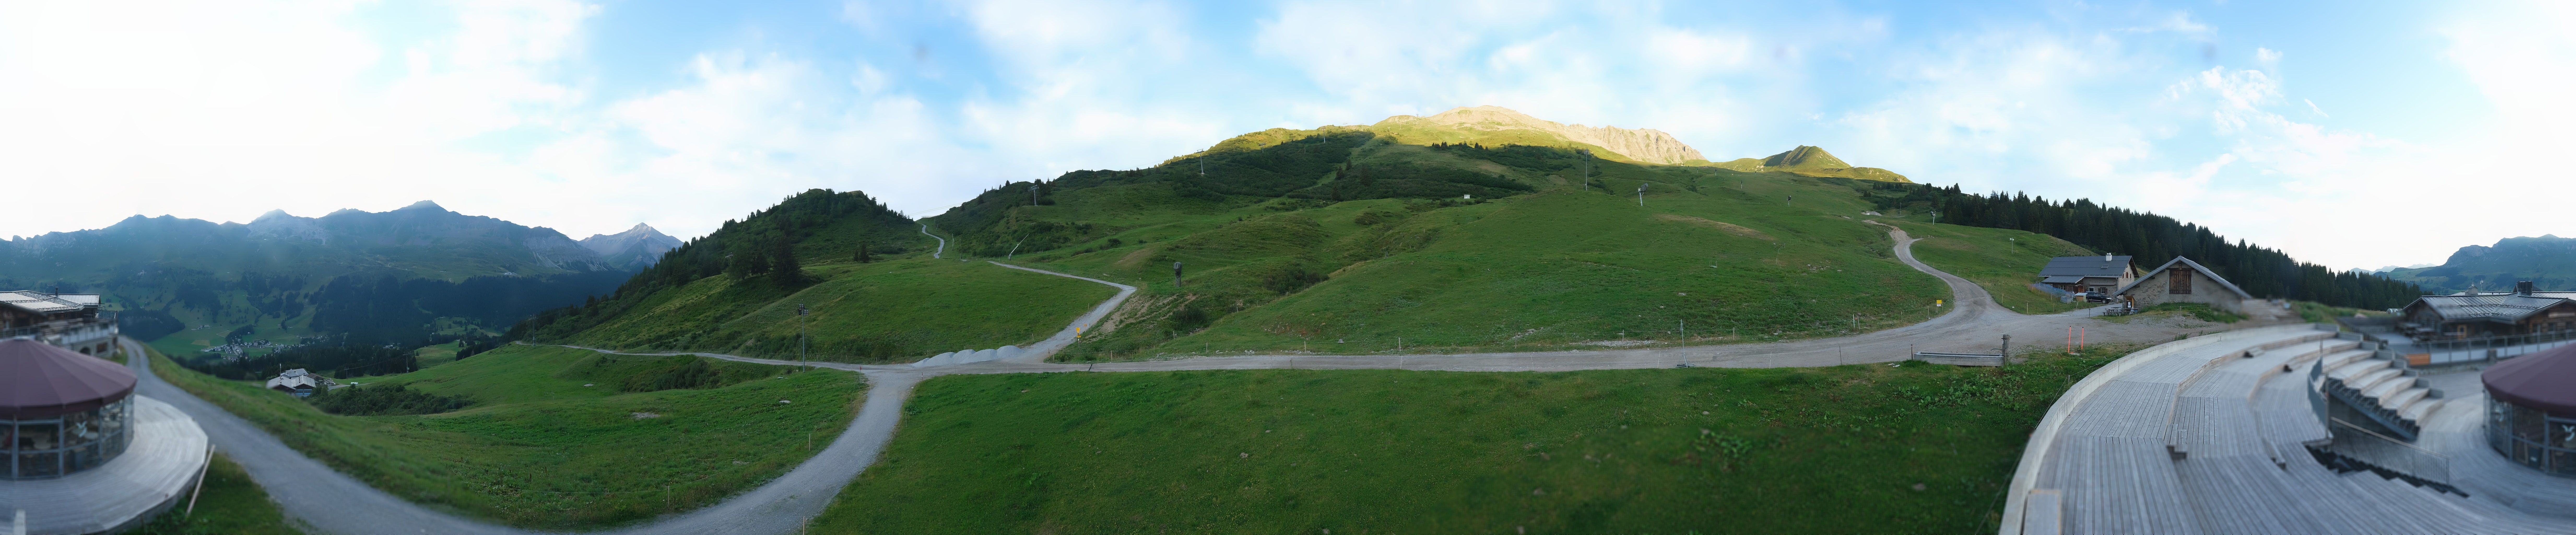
[997,163,1951,358]
[148,344,862,529]
[560,257,1115,363]
[1888,221,2098,315]
[811,347,2141,534]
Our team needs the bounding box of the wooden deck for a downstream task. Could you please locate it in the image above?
[2003,324,2576,534]
[0,396,208,535]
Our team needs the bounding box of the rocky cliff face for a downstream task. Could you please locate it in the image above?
[1373,106,1708,164]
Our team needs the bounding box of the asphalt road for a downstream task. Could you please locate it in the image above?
[132,223,2205,534]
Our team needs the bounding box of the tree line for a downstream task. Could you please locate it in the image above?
[1857,182,2421,309]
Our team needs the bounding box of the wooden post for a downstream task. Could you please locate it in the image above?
[184,445,215,517]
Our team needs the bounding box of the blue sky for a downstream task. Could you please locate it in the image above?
[2,1,2569,270]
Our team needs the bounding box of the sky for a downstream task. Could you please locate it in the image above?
[1,0,2569,270]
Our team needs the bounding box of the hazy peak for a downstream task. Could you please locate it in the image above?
[401,200,445,211]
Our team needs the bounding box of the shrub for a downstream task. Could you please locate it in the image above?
[308,383,470,416]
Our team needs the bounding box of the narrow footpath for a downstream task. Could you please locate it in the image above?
[131,223,2203,534]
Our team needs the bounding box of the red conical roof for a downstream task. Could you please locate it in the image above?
[2485,343,2576,416]
[0,338,136,419]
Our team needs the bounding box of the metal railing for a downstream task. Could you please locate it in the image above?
[0,316,119,341]
[2326,417,2451,486]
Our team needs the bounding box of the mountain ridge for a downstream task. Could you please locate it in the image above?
[2382,234,2576,294]
[579,223,683,271]
[1370,106,1708,165]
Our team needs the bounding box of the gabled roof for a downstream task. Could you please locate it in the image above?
[2113,257,2253,300]
[2039,256,2132,277]
[2039,275,2087,284]
[2404,291,2576,324]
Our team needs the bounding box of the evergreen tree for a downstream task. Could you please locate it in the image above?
[769,238,806,286]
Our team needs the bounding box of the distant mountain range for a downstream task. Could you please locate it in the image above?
[0,201,656,347]
[579,223,682,271]
[2382,235,2576,294]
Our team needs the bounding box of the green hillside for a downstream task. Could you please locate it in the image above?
[920,122,1953,360]
[558,257,1115,362]
[148,344,860,529]
[508,189,1115,363]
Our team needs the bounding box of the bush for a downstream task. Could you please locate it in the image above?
[1353,210,1405,226]
[308,383,470,416]
[1262,267,1328,294]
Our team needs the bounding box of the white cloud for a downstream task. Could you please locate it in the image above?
[0,0,597,237]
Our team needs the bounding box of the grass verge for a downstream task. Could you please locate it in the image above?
[146,344,864,529]
[814,346,2141,534]
[130,452,303,534]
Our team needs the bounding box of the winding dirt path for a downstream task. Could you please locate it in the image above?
[133,224,2202,534]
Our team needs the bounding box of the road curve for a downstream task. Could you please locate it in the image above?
[131,222,2195,534]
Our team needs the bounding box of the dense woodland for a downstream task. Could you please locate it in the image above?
[183,338,420,380]
[508,189,919,341]
[1856,182,2422,309]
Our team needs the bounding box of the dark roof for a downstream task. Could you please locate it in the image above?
[2486,343,2576,415]
[2405,293,2573,324]
[2112,257,2253,300]
[0,338,136,418]
[2038,256,2132,277]
[2039,275,2087,284]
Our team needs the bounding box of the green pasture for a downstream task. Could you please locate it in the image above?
[146,344,864,529]
[814,346,2141,534]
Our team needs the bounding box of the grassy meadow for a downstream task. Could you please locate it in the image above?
[130,452,303,535]
[560,256,1116,363]
[999,162,1954,359]
[146,344,864,529]
[813,346,2141,534]
[1889,221,2099,315]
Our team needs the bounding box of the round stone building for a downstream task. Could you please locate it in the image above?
[2486,343,2576,476]
[0,339,208,534]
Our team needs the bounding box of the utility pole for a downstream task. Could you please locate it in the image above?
[796,304,809,370]
[1637,184,1646,207]
[1173,261,1184,288]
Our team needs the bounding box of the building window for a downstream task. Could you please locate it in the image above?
[2170,268,2194,295]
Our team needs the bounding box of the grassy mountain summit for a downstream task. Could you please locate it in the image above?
[920,112,1956,359]
[1707,145,1912,183]
[1367,105,1708,164]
